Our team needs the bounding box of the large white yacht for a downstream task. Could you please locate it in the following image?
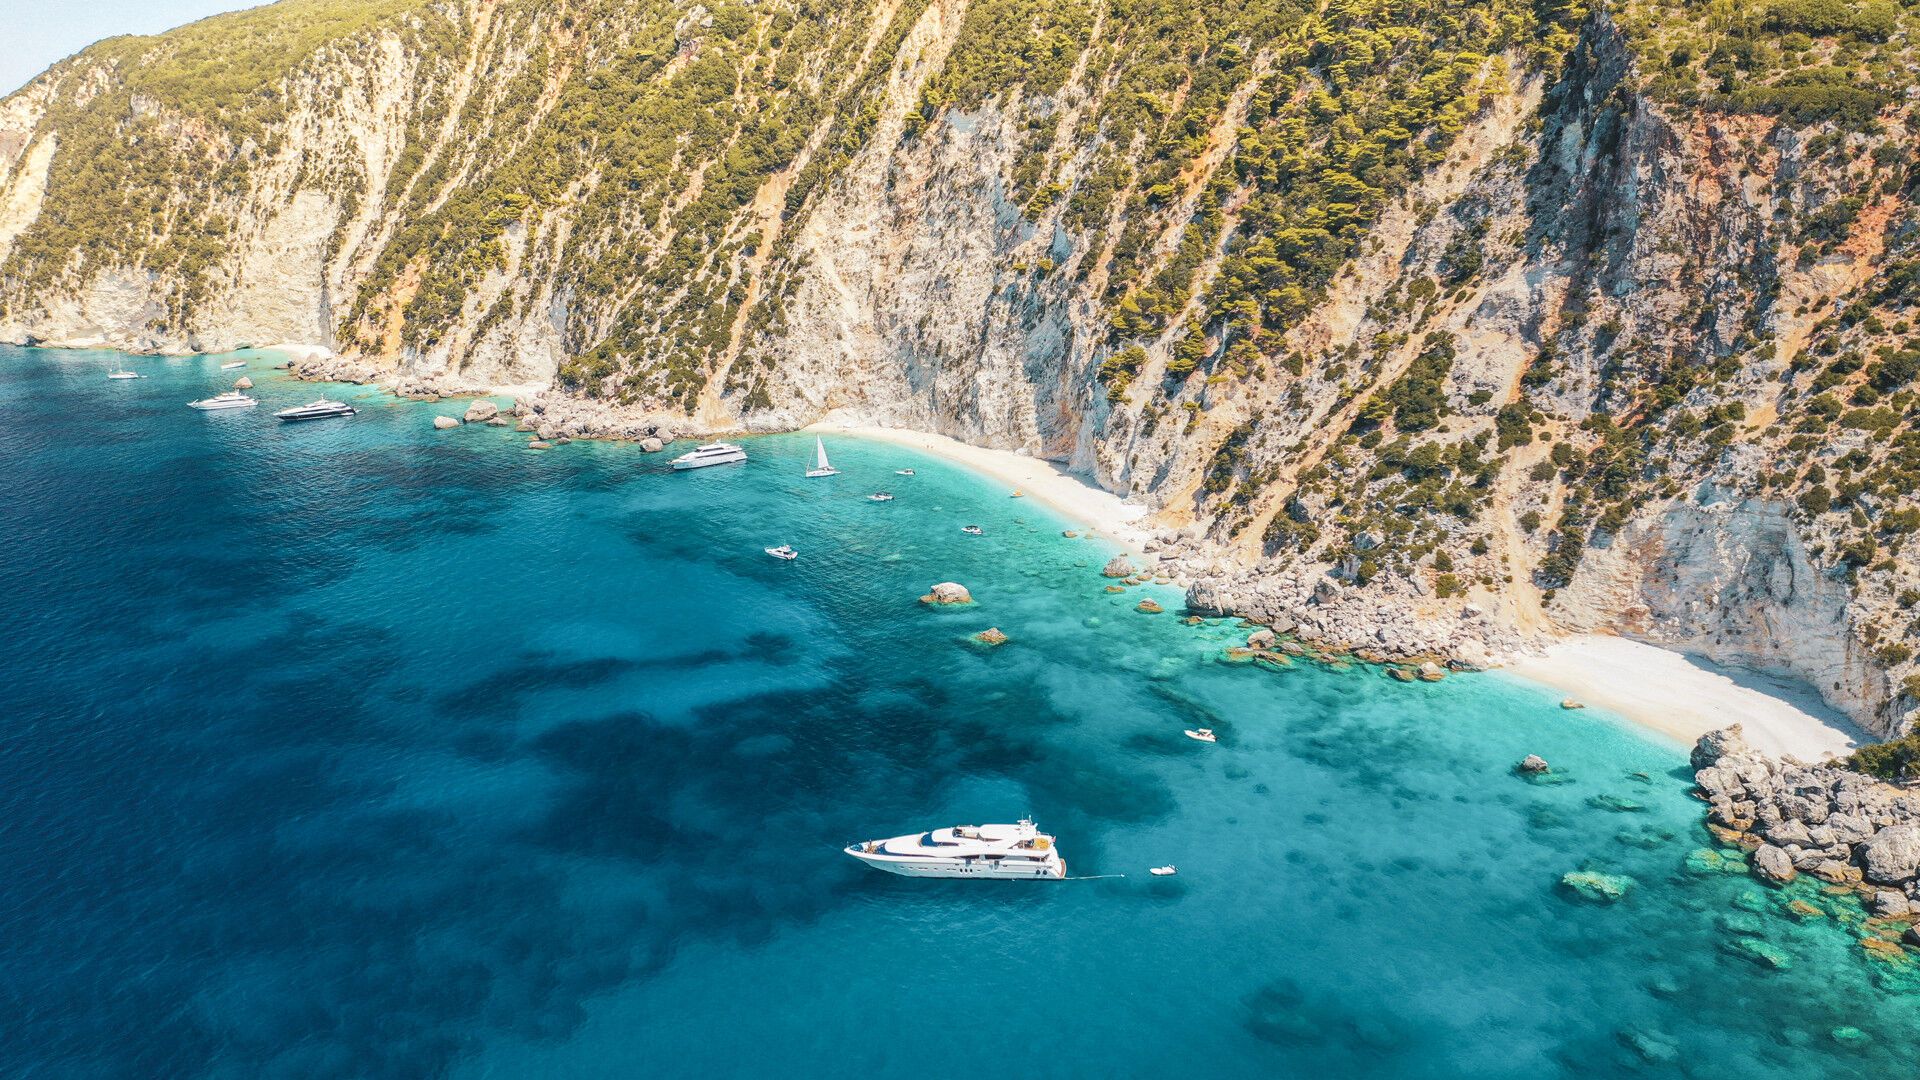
[671,442,748,470]
[845,818,1066,879]
[188,391,257,410]
[276,399,356,421]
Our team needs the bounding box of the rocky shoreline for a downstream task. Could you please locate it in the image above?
[1692,724,1920,930]
[287,352,1524,668]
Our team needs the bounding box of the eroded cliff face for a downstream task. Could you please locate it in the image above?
[5,0,1920,734]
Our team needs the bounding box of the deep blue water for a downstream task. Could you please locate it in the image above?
[3,345,1918,1078]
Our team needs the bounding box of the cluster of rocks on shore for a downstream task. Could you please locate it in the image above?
[1693,724,1920,924]
[1185,563,1532,669]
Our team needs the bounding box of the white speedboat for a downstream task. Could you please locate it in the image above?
[671,442,748,470]
[106,369,143,380]
[846,818,1065,879]
[188,391,257,410]
[868,492,894,502]
[961,525,983,536]
[1184,728,1217,743]
[765,544,797,561]
[805,436,839,477]
[276,399,356,421]
[1150,865,1178,877]
[220,361,247,370]
[896,468,916,476]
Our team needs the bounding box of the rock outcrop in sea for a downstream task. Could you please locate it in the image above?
[1692,724,1920,910]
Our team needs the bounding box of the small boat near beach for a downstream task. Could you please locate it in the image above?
[805,436,839,477]
[1150,865,1177,877]
[276,399,355,421]
[188,391,257,411]
[961,524,983,536]
[220,361,247,370]
[895,468,915,476]
[765,544,798,561]
[671,442,748,470]
[845,818,1066,879]
[868,492,894,502]
[1184,728,1217,743]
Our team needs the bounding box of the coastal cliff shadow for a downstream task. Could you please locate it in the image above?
[1677,652,1866,752]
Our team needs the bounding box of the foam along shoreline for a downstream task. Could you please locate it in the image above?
[804,420,1152,553]
[1501,634,1866,762]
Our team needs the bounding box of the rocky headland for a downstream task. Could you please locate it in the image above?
[1692,724,1920,929]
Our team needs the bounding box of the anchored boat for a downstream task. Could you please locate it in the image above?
[671,442,748,470]
[276,399,356,421]
[188,391,257,410]
[805,436,839,477]
[846,818,1066,879]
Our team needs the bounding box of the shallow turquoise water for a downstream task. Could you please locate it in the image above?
[3,345,1917,1077]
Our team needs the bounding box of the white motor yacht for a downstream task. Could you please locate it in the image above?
[276,399,356,421]
[220,361,247,370]
[671,442,748,470]
[868,492,894,502]
[1184,728,1217,743]
[106,369,143,380]
[765,545,798,561]
[845,818,1066,879]
[961,525,984,536]
[188,391,258,410]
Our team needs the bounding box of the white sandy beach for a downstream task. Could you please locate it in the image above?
[1504,634,1865,761]
[807,420,1154,552]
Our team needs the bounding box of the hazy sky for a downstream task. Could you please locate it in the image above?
[4,1,257,97]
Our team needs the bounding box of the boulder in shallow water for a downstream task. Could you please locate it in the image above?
[527,439,553,450]
[972,627,1008,646]
[1516,755,1550,775]
[1561,699,1585,710]
[1720,936,1792,970]
[1560,870,1634,903]
[1102,555,1135,578]
[464,400,499,423]
[1830,1026,1872,1048]
[921,582,973,605]
[1136,599,1163,614]
[1862,824,1920,885]
[434,415,461,430]
[640,436,664,452]
[232,376,252,389]
[1691,724,1748,771]
[1417,661,1446,682]
[1062,530,1078,538]
[1753,844,1796,884]
[1869,890,1912,917]
[1388,666,1415,682]
[1247,628,1276,650]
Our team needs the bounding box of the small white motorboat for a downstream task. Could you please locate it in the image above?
[220,361,247,370]
[1183,728,1217,743]
[868,492,894,502]
[895,468,916,476]
[961,525,983,536]
[188,391,258,410]
[1149,865,1177,877]
[106,369,143,380]
[804,436,839,477]
[765,545,798,561]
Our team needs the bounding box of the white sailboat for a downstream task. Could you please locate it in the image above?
[106,367,142,380]
[805,436,839,477]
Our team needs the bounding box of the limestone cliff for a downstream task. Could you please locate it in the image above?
[6,0,1920,735]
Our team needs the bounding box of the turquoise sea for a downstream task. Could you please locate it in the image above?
[3,344,1918,1077]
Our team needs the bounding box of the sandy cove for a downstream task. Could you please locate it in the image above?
[1503,634,1866,762]
[805,420,1154,554]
